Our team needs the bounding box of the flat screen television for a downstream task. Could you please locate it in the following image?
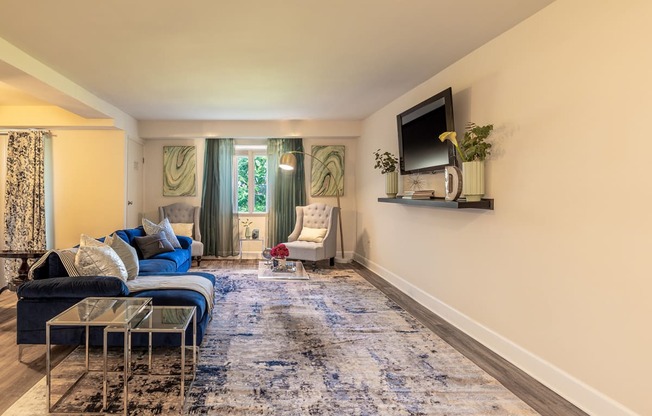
[397,87,457,174]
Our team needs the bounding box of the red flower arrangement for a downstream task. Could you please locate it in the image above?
[270,243,289,259]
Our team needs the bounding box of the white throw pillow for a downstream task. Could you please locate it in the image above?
[298,227,328,243]
[75,237,128,282]
[142,217,181,248]
[105,233,140,280]
[170,222,194,238]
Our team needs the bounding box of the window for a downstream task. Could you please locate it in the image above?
[236,147,267,213]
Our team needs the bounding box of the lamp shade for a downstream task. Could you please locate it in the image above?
[279,152,297,171]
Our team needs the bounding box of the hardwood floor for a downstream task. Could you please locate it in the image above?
[0,259,587,415]
[0,290,74,414]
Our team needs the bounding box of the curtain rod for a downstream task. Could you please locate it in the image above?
[0,130,57,137]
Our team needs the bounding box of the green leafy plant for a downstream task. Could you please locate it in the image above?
[439,122,494,162]
[373,149,399,174]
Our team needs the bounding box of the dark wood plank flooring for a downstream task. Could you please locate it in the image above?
[0,259,587,415]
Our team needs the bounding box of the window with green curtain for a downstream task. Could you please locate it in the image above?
[266,138,306,246]
[200,138,238,257]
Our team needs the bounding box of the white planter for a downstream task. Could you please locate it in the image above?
[385,171,398,198]
[462,161,485,202]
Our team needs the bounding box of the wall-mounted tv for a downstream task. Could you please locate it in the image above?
[396,87,457,174]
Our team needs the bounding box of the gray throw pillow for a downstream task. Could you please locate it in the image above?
[106,233,140,280]
[134,231,175,259]
[142,217,181,248]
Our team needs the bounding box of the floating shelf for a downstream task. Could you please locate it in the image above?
[377,197,494,210]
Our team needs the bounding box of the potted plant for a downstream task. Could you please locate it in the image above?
[439,122,494,201]
[373,149,399,198]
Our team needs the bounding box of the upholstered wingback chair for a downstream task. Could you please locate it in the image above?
[159,203,204,266]
[284,203,339,268]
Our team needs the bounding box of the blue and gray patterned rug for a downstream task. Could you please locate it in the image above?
[4,267,539,415]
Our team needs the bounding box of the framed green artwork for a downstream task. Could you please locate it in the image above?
[310,145,344,197]
[163,146,197,196]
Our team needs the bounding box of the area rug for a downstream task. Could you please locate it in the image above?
[3,267,539,415]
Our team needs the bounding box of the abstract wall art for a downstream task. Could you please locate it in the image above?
[310,145,344,197]
[163,145,197,196]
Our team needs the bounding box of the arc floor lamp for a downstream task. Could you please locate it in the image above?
[279,151,345,260]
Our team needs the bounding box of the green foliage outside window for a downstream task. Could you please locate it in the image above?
[237,156,249,212]
[237,154,267,213]
[253,156,267,212]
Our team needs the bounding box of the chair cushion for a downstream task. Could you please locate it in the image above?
[285,240,326,262]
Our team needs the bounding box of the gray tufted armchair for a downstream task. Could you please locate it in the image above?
[159,202,204,266]
[283,203,339,268]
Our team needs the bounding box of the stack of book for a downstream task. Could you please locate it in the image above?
[401,190,435,199]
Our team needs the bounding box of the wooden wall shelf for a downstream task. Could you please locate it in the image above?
[377,197,494,210]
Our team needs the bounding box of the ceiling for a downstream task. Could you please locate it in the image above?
[0,0,554,121]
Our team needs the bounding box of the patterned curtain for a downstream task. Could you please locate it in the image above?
[200,138,238,257]
[3,130,48,276]
[266,138,306,246]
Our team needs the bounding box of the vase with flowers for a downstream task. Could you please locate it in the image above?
[270,243,290,270]
[240,218,253,238]
[439,122,494,202]
[373,149,399,198]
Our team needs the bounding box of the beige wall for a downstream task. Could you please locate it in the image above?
[143,138,205,224]
[51,130,126,248]
[143,132,357,258]
[355,1,650,415]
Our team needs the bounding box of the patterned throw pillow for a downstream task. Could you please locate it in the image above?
[142,217,181,248]
[75,234,128,281]
[105,233,140,280]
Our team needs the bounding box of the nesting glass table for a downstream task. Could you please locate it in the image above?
[46,297,196,415]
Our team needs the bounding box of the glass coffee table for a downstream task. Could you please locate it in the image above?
[257,260,309,280]
[46,297,152,414]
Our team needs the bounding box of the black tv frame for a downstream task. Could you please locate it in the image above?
[396,87,457,175]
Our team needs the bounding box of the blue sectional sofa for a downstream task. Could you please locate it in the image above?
[16,226,215,348]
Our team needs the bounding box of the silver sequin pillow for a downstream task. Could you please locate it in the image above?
[74,234,128,281]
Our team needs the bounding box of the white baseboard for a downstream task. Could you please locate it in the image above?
[353,253,638,416]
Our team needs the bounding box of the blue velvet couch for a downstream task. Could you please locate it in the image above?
[16,226,215,348]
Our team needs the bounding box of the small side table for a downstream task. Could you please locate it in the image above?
[104,305,197,411]
[47,297,152,415]
[0,249,47,293]
[239,238,264,260]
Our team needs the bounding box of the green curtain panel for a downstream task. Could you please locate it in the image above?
[200,138,238,257]
[267,138,306,246]
[4,130,48,277]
